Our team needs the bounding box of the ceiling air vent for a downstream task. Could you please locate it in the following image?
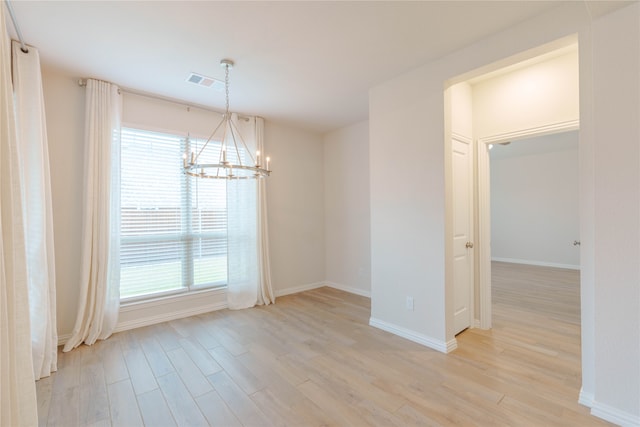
[186,72,224,91]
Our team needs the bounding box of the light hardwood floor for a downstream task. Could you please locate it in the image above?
[37,262,612,426]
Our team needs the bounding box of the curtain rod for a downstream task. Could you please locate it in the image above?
[77,78,121,94]
[78,78,252,121]
[4,0,28,53]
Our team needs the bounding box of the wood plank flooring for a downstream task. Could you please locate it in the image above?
[37,262,611,426]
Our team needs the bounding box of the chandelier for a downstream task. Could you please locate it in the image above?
[183,59,271,179]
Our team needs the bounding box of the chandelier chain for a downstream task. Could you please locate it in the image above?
[224,64,230,116]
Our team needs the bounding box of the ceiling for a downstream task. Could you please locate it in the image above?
[5,1,628,134]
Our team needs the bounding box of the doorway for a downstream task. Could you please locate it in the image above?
[476,122,579,329]
[448,43,580,331]
[447,41,580,336]
[487,130,581,330]
[489,131,580,271]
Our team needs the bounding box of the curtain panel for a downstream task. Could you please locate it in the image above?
[226,115,274,309]
[64,79,122,351]
[255,117,274,305]
[12,40,58,380]
[0,2,38,425]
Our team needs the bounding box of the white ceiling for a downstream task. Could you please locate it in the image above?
[5,1,627,134]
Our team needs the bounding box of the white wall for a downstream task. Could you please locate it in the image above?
[450,83,474,138]
[370,69,448,348]
[41,65,85,340]
[42,67,326,337]
[265,122,325,295]
[369,1,639,423]
[323,120,370,297]
[490,132,580,269]
[591,4,640,422]
[122,91,224,136]
[473,49,579,138]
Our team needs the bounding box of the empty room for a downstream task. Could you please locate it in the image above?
[2,1,639,426]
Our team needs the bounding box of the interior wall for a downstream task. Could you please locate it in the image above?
[450,83,474,137]
[370,70,448,347]
[265,122,326,295]
[42,67,326,338]
[490,132,580,269]
[591,4,640,420]
[472,49,579,138]
[41,65,85,340]
[122,91,223,135]
[323,120,371,297]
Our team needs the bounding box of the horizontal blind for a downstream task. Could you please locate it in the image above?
[120,128,227,300]
[188,169,227,288]
[187,136,228,288]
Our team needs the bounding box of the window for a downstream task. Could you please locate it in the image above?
[120,127,227,300]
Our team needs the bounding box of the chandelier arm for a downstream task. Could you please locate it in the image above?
[227,122,244,167]
[195,117,226,161]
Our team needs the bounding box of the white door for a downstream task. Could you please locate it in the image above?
[452,137,473,335]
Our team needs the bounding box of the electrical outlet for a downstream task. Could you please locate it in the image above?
[406,296,414,311]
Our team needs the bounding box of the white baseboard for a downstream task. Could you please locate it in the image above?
[578,387,594,407]
[325,281,371,298]
[492,257,580,270]
[275,281,325,297]
[369,317,454,354]
[276,281,372,298]
[446,338,458,352]
[591,401,640,427]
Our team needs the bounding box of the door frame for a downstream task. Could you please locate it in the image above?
[475,119,580,328]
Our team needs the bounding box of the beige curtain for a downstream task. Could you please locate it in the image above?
[64,79,122,351]
[255,117,274,305]
[12,40,58,380]
[0,2,38,425]
[226,113,258,309]
[226,115,274,309]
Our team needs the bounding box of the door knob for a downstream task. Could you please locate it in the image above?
[466,242,474,249]
[573,240,581,246]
